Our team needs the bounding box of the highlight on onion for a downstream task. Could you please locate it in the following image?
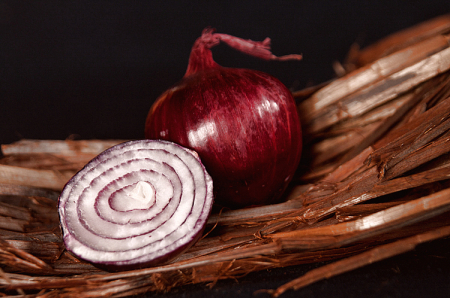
[58,139,214,270]
[145,28,302,208]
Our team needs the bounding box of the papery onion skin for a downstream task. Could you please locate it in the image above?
[145,28,302,208]
[58,140,213,271]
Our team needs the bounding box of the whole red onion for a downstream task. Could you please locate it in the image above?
[58,140,213,270]
[145,28,302,208]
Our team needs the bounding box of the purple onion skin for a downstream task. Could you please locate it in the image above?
[145,67,302,208]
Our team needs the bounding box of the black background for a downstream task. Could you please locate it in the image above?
[2,1,450,297]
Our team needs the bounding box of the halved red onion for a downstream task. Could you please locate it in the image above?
[58,139,213,270]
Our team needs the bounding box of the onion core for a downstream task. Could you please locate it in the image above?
[58,140,213,270]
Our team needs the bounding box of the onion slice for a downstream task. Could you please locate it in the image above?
[58,139,214,270]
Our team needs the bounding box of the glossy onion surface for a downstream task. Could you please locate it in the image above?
[145,68,302,208]
[58,140,213,270]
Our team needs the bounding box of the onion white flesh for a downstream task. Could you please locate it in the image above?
[58,140,213,270]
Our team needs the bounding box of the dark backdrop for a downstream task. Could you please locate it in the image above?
[2,1,450,297]
[2,1,450,145]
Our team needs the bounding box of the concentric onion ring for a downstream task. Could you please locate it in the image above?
[58,140,214,270]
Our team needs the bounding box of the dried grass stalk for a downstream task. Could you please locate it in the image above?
[1,139,125,159]
[300,45,450,135]
[0,164,74,190]
[354,14,450,67]
[271,224,450,297]
[299,33,450,124]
